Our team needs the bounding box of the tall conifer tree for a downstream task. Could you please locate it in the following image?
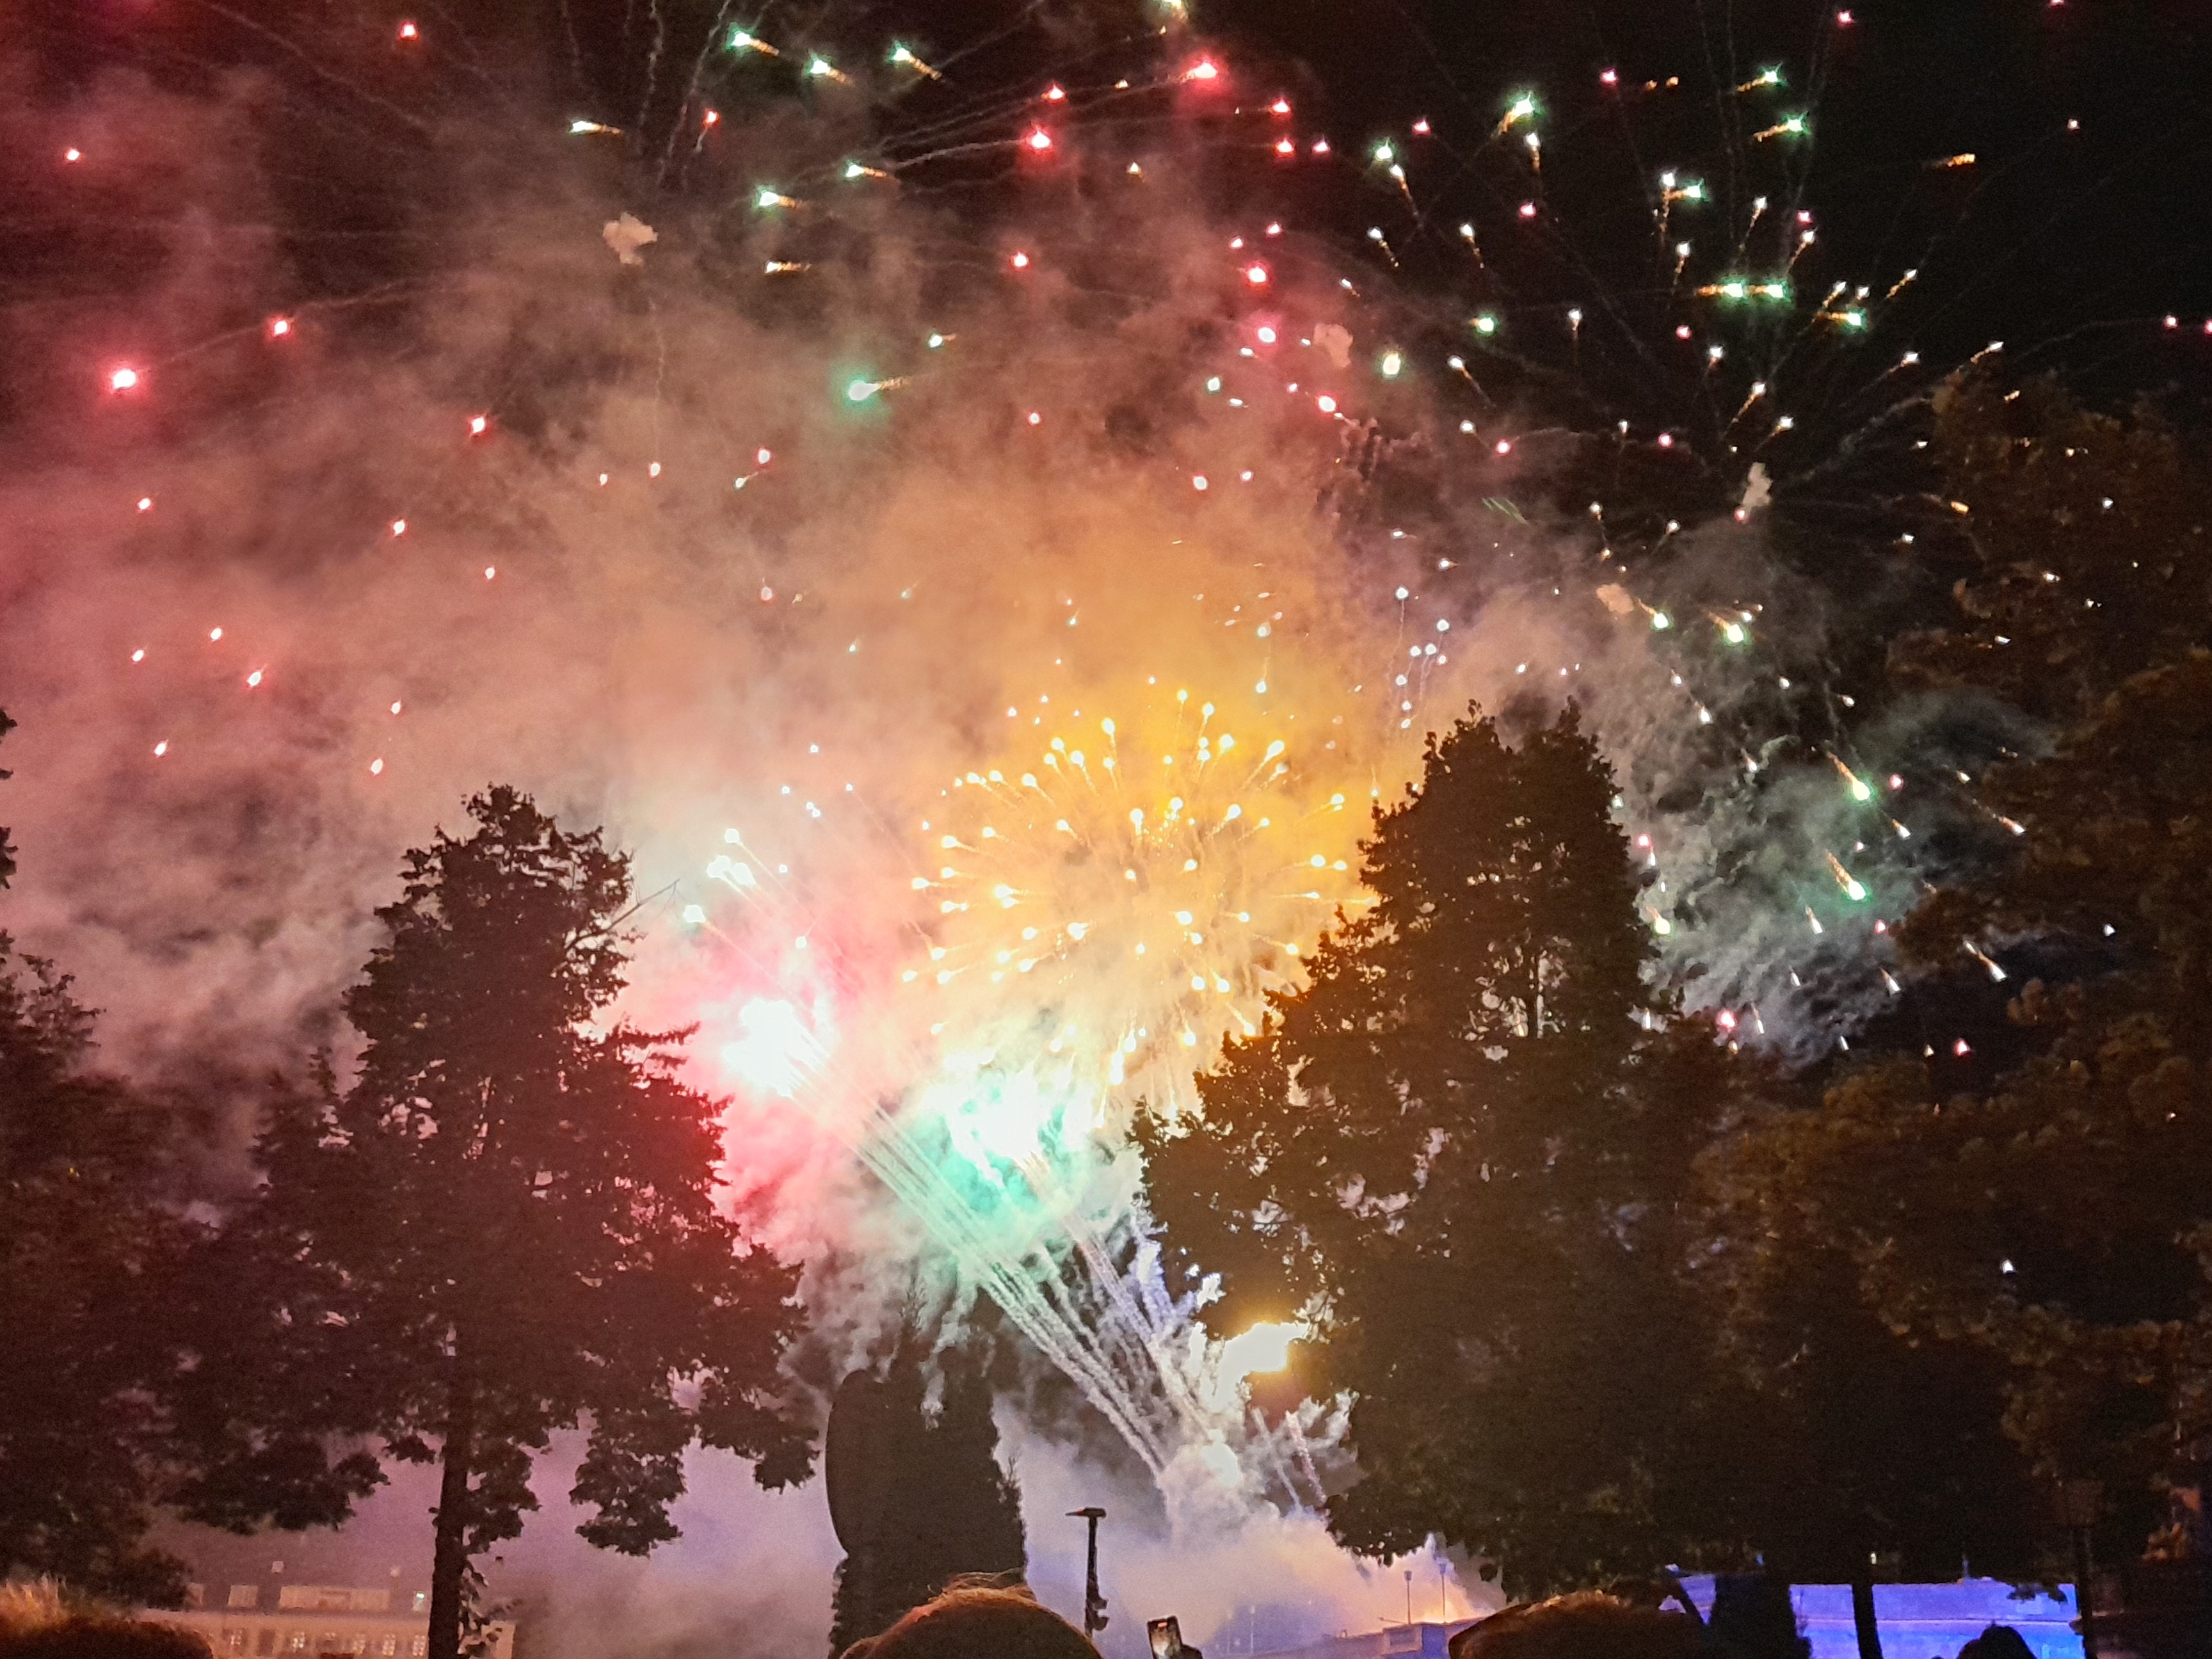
[1142,706,1735,1592]
[228,789,807,1659]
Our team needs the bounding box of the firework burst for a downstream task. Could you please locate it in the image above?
[908,680,1370,1167]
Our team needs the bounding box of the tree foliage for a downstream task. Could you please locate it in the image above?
[825,1347,1026,1655]
[0,940,196,1604]
[1,707,15,889]
[225,788,807,1659]
[0,711,364,1600]
[1698,1071,2053,1582]
[1141,707,1754,1594]
[1140,701,2062,1601]
[1710,376,2212,1561]
[1895,375,2212,727]
[1711,662,2212,1557]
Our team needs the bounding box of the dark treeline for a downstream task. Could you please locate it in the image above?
[1140,373,2212,1654]
[0,781,814,1659]
[825,1345,1027,1656]
[0,719,1036,1659]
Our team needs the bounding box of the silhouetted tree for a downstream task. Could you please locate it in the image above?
[225,788,808,1659]
[1893,374,2212,728]
[826,1345,1026,1655]
[0,939,196,1603]
[1713,376,2212,1570]
[1,707,15,888]
[0,712,364,1601]
[1142,706,1755,1592]
[1699,1084,2051,1588]
[1709,663,2212,1562]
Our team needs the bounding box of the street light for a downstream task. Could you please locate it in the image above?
[1068,1508,1109,1639]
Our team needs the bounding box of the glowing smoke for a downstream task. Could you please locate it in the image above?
[0,13,1965,1647]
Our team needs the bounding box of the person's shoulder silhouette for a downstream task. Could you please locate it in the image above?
[1955,1626,2034,1659]
[841,1585,1097,1659]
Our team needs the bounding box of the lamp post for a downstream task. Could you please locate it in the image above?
[1070,1508,1109,1640]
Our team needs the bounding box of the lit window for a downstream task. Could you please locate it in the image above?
[227,1634,246,1653]
[382,1641,396,1657]
[290,1635,308,1652]
[410,1641,426,1658]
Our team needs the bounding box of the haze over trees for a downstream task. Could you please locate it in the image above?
[825,1345,1027,1656]
[0,924,200,1603]
[1,709,365,1605]
[210,789,810,1659]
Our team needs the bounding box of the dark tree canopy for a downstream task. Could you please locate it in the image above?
[1712,664,2212,1560]
[1140,704,2059,1606]
[1141,707,1650,1333]
[224,787,807,1659]
[1711,377,2212,1565]
[1698,1081,2050,1584]
[0,710,364,1601]
[1895,374,2212,728]
[1141,707,1749,1594]
[0,707,15,889]
[826,1347,1027,1656]
[0,940,195,1603]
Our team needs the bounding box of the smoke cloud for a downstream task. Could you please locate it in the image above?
[3,15,1971,1646]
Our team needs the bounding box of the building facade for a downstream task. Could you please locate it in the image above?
[167,1582,513,1659]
